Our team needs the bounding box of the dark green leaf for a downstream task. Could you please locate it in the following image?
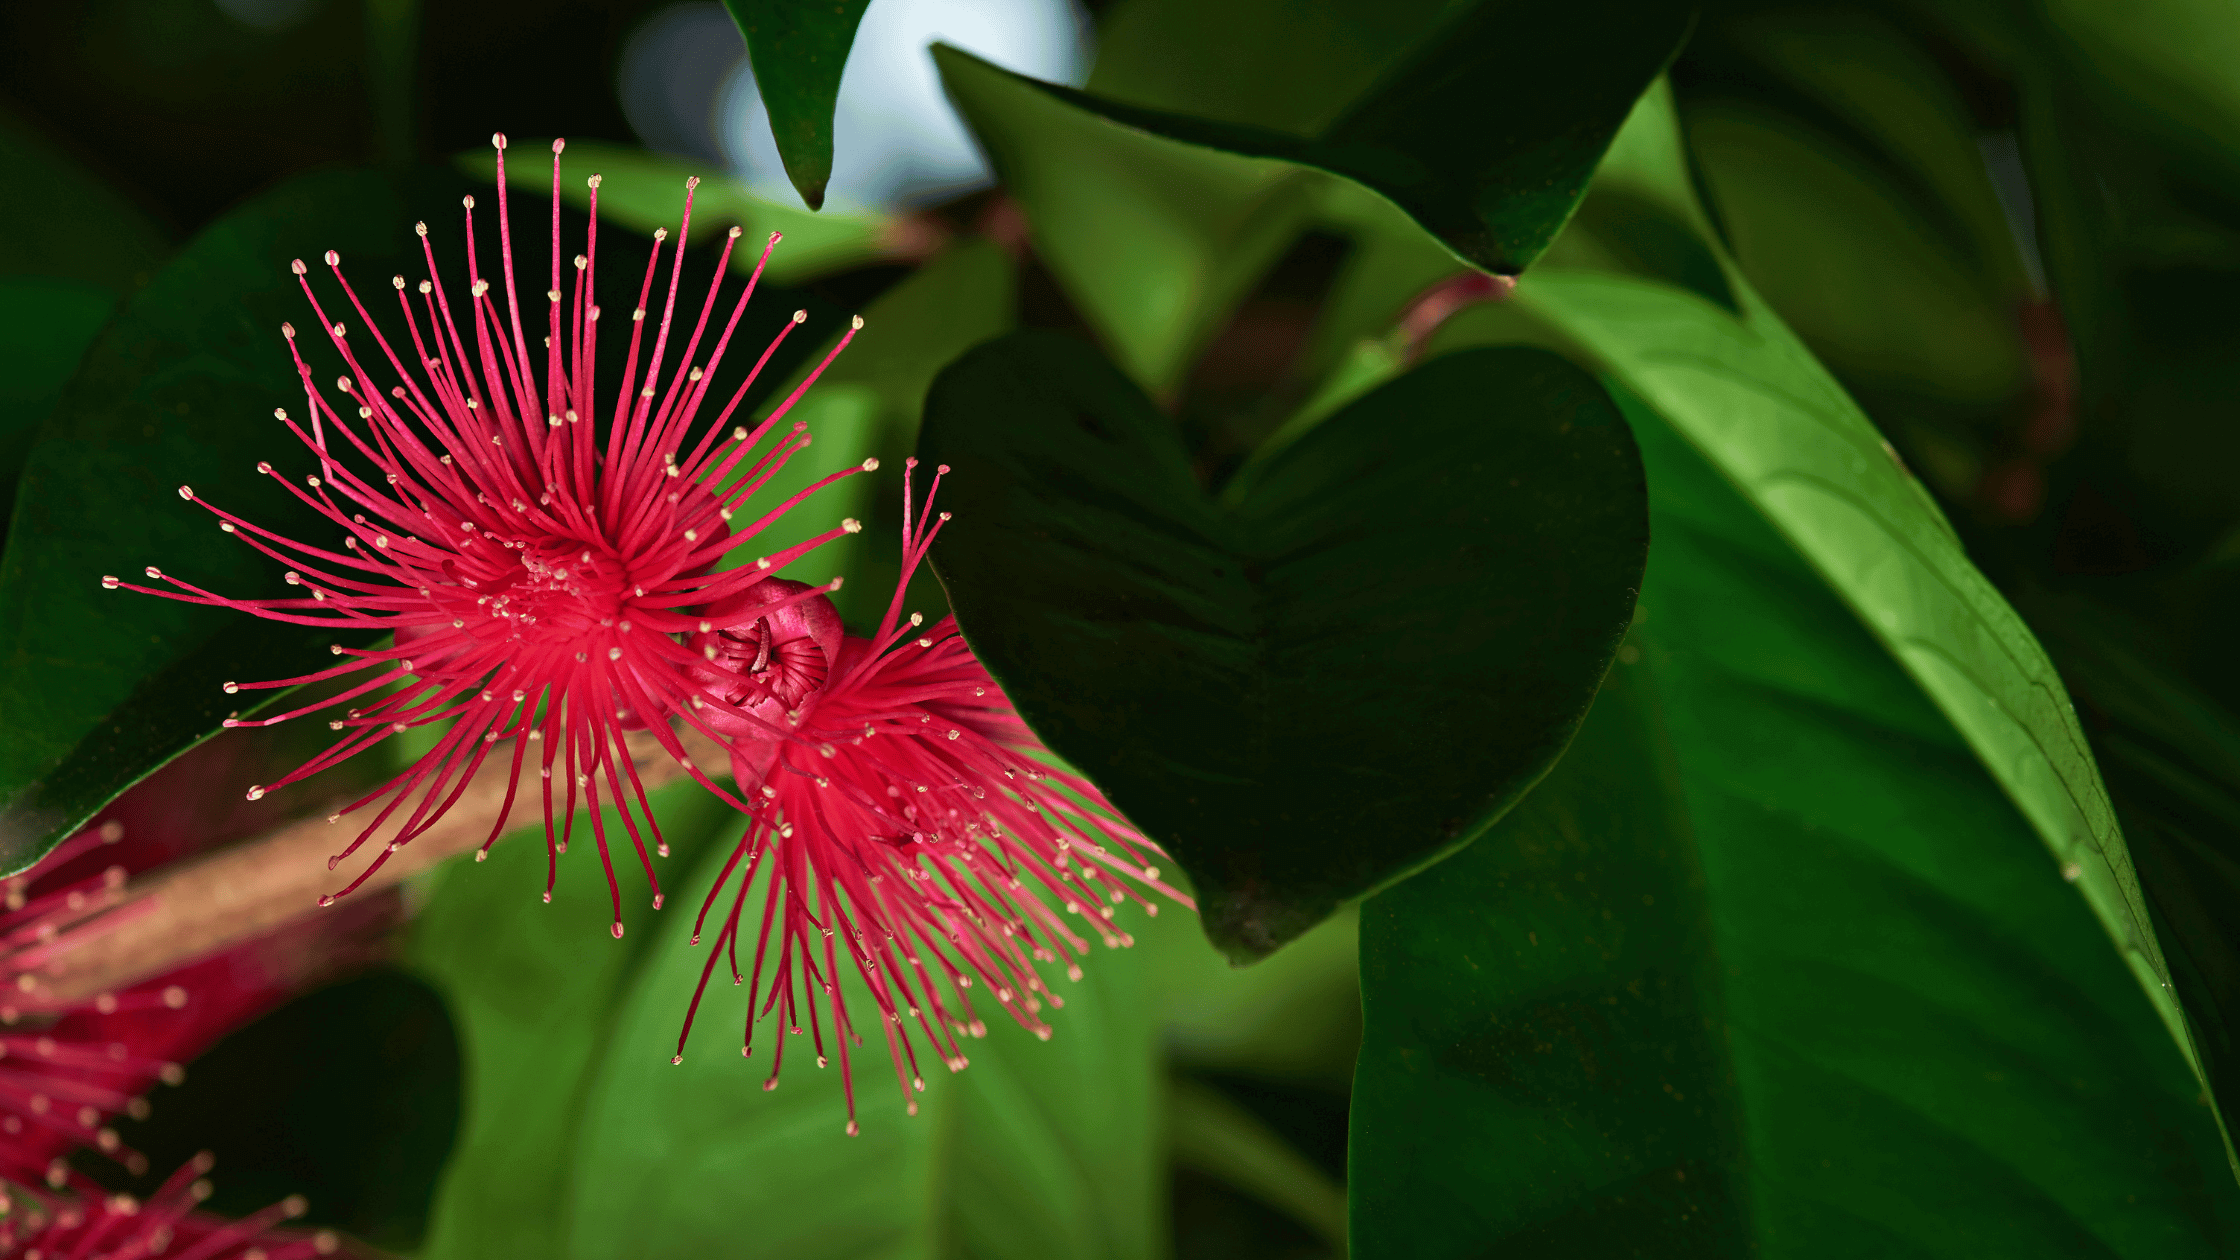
[2022,591,2240,1171]
[0,167,468,873]
[111,968,461,1250]
[720,0,875,211]
[0,106,170,298]
[1354,652,1740,1254]
[937,0,1694,276]
[917,331,1647,961]
[1088,0,1468,138]
[1352,395,2240,1255]
[0,279,114,541]
[0,107,171,547]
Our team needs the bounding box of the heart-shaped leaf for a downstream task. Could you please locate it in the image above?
[720,0,874,211]
[917,330,1647,961]
[0,167,467,872]
[935,0,1694,277]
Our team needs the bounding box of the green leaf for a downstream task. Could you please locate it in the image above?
[1351,399,2240,1254]
[461,141,901,286]
[411,781,740,1259]
[917,331,1647,961]
[0,167,467,872]
[720,0,875,211]
[939,0,1694,276]
[1684,101,2029,402]
[937,45,1321,397]
[416,777,1167,1260]
[1710,6,2036,301]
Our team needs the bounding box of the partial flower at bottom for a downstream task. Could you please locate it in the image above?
[0,1152,343,1259]
[674,461,1192,1133]
[0,760,398,1252]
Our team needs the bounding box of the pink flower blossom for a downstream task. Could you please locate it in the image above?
[673,462,1191,1133]
[105,134,868,935]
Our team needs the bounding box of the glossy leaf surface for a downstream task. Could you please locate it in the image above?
[918,331,1647,960]
[1490,79,2224,1144]
[1517,269,2213,1120]
[0,167,465,872]
[1352,400,2240,1254]
[719,0,874,211]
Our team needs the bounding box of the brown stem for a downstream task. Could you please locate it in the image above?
[25,724,730,1007]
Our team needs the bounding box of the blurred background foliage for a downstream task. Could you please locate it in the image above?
[8,0,2240,1255]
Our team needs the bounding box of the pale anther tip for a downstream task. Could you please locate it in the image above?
[552,137,566,154]
[491,131,507,149]
[851,315,865,330]
[793,309,807,323]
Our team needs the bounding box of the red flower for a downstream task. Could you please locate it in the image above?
[0,1152,345,1259]
[105,135,868,935]
[674,462,1190,1133]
